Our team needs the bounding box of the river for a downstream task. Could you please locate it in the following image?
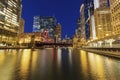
[0,48,120,80]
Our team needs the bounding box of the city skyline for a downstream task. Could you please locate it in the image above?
[0,0,120,80]
[22,0,83,38]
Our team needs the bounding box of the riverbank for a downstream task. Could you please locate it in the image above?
[0,46,65,49]
[79,48,120,59]
[0,46,29,49]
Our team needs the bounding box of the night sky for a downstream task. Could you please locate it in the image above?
[22,0,83,38]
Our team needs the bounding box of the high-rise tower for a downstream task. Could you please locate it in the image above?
[0,0,22,46]
[54,23,62,43]
[110,0,120,35]
[33,16,56,37]
[94,0,112,39]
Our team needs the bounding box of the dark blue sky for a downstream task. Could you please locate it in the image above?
[22,0,82,38]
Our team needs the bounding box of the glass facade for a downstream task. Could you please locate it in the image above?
[54,23,61,43]
[83,0,94,40]
[33,16,56,37]
[0,0,22,46]
[82,0,110,41]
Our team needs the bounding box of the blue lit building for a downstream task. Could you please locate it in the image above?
[33,16,56,37]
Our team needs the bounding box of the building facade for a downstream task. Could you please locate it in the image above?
[0,0,22,46]
[76,18,81,39]
[83,0,90,41]
[94,7,112,39]
[79,4,86,44]
[19,18,25,34]
[19,32,42,46]
[94,0,112,39]
[83,0,94,41]
[90,0,110,40]
[19,32,55,46]
[33,16,56,38]
[54,23,61,43]
[94,0,109,9]
[110,0,120,35]
[89,0,96,40]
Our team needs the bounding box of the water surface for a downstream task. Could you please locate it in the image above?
[0,48,120,80]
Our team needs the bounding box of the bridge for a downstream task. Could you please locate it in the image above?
[35,41,73,47]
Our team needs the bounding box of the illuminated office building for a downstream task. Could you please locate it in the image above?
[90,0,109,40]
[94,7,112,39]
[0,0,22,46]
[19,32,42,46]
[94,0,112,39]
[110,0,120,35]
[33,16,56,37]
[54,23,61,43]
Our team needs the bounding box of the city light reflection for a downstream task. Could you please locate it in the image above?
[68,48,72,67]
[0,50,17,80]
[57,48,62,68]
[31,50,38,72]
[0,49,119,80]
[0,50,5,66]
[87,52,108,79]
[80,50,88,78]
[20,49,31,78]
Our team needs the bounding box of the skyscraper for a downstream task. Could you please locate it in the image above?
[33,16,41,32]
[0,0,22,46]
[94,8,112,39]
[33,16,56,37]
[54,23,62,43]
[110,0,120,35]
[79,4,86,44]
[89,0,96,40]
[83,0,94,40]
[94,0,112,39]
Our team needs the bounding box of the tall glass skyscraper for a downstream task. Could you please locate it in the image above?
[83,0,94,40]
[33,16,56,37]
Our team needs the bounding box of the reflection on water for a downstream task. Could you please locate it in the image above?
[20,49,31,80]
[0,48,120,80]
[57,48,62,69]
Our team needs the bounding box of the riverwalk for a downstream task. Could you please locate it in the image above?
[79,48,120,59]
